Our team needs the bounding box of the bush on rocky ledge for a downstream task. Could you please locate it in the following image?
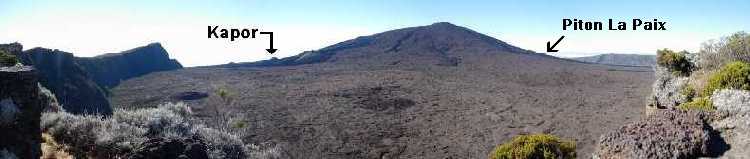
[677,97,715,111]
[489,134,576,159]
[657,49,693,76]
[703,61,750,96]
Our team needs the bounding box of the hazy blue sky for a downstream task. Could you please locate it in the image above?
[1,0,748,66]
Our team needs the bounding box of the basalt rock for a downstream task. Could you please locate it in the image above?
[0,66,42,159]
[710,89,750,158]
[593,110,715,158]
[649,66,690,110]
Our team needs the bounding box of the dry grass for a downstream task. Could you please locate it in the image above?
[688,69,715,97]
[41,133,73,159]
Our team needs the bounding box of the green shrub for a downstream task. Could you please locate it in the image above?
[681,85,697,100]
[657,49,693,75]
[489,134,576,159]
[677,97,715,111]
[0,50,18,67]
[702,61,750,96]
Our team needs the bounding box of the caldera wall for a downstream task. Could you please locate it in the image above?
[0,66,42,158]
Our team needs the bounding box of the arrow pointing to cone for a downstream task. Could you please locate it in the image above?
[260,32,277,54]
[546,35,565,52]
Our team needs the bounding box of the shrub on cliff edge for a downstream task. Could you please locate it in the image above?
[657,49,693,76]
[677,97,715,111]
[703,61,750,96]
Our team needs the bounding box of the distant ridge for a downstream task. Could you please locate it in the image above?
[571,53,656,67]
[77,43,183,88]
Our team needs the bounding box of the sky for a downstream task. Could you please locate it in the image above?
[1,0,749,67]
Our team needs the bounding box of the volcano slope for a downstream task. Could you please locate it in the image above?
[111,22,653,158]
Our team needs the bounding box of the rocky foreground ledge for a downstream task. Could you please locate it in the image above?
[593,110,721,158]
[0,66,42,158]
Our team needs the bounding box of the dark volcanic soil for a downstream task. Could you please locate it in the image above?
[111,23,654,158]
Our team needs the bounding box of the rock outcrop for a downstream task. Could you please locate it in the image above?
[593,110,715,158]
[710,89,750,157]
[649,66,690,110]
[17,47,112,115]
[1,42,182,115]
[0,43,23,54]
[76,43,182,88]
[0,66,42,159]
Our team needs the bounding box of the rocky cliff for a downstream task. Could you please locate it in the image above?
[17,48,112,115]
[0,66,42,159]
[76,43,182,88]
[0,42,182,115]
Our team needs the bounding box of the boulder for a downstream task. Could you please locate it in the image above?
[710,89,750,158]
[593,110,714,159]
[0,66,42,159]
[649,66,690,110]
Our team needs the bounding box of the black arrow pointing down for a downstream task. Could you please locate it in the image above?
[260,32,277,54]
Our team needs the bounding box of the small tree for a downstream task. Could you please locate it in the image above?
[213,87,235,127]
[698,32,750,70]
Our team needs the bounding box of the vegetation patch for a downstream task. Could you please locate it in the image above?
[681,85,697,101]
[677,97,715,111]
[657,49,692,76]
[702,61,750,96]
[698,32,750,70]
[0,50,18,67]
[41,102,258,159]
[489,134,576,159]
